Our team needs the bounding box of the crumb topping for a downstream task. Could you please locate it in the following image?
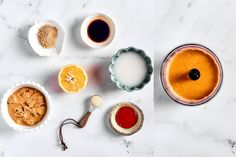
[8,87,47,126]
[37,24,58,48]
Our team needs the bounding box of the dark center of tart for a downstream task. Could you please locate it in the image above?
[188,68,200,80]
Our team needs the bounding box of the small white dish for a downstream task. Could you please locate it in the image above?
[1,81,52,132]
[81,13,115,48]
[28,20,65,56]
[109,102,144,136]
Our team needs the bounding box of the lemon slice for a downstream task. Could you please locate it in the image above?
[58,64,88,93]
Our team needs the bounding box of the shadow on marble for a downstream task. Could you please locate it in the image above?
[0,117,15,134]
[47,70,64,94]
[154,53,174,108]
[71,17,89,50]
[101,81,119,94]
[17,24,38,57]
[87,58,119,94]
[103,106,120,137]
[87,62,107,87]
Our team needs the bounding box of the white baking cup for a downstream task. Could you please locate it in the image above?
[1,81,52,132]
[28,20,65,56]
[81,13,115,48]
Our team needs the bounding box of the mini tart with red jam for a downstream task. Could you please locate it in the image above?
[109,102,144,136]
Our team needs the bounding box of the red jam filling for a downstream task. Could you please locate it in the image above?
[115,106,138,129]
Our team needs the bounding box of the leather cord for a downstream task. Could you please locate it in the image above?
[58,118,80,151]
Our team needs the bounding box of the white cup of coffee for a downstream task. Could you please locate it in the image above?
[81,13,115,48]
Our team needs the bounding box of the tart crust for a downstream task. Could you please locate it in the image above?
[163,46,222,104]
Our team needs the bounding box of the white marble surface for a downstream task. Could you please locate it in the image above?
[155,0,236,156]
[2,0,236,156]
[0,0,154,157]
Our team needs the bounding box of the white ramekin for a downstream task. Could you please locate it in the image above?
[1,81,52,132]
[81,13,115,48]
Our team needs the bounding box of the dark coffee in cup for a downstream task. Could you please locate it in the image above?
[81,14,115,48]
[87,19,110,43]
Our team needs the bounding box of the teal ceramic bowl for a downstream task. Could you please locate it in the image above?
[109,47,153,92]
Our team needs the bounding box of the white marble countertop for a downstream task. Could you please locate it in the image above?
[1,0,236,157]
[0,0,153,157]
[155,0,236,157]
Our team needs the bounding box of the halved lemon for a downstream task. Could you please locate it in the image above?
[58,64,88,93]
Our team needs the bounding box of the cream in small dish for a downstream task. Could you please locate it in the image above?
[1,81,52,131]
[109,47,153,92]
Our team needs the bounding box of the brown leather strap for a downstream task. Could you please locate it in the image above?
[58,118,79,151]
[78,111,91,128]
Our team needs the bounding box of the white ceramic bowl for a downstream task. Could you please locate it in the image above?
[1,81,52,132]
[109,102,144,136]
[81,13,115,48]
[28,20,65,56]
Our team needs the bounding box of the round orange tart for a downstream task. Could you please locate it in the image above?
[161,44,223,105]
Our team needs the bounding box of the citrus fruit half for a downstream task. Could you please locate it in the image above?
[58,64,88,93]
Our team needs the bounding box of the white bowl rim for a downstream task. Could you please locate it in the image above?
[28,19,65,56]
[80,13,115,48]
[0,81,52,132]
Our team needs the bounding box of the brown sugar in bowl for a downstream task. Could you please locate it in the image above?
[8,87,47,126]
[1,81,52,132]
